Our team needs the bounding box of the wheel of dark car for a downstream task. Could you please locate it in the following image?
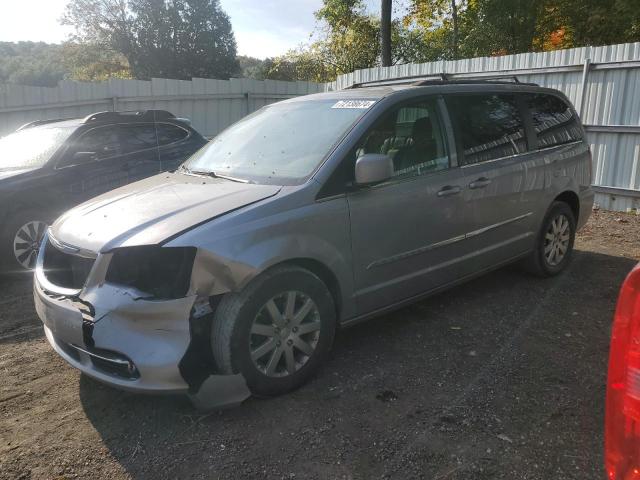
[1,209,49,272]
[212,265,336,397]
[525,201,576,277]
[12,220,48,270]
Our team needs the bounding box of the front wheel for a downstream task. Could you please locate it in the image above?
[211,265,336,397]
[524,201,576,277]
[1,209,49,272]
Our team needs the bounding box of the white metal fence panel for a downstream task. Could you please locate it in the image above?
[0,77,324,139]
[328,42,640,211]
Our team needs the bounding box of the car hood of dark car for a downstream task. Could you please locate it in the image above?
[51,172,281,253]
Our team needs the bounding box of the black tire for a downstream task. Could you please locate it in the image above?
[0,209,49,274]
[212,265,336,397]
[523,201,576,277]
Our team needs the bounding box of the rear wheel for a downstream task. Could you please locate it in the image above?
[212,265,336,397]
[524,201,576,277]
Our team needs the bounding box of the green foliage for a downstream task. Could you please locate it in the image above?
[4,0,640,86]
[265,0,640,83]
[62,0,240,80]
[62,43,132,81]
[238,56,268,80]
[0,41,132,86]
[0,42,67,87]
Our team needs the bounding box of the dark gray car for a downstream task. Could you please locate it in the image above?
[33,81,594,408]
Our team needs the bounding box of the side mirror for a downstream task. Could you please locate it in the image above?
[354,153,394,186]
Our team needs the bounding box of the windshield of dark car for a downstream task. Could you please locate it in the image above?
[183,98,375,184]
[0,125,76,171]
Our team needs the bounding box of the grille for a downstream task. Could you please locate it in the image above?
[42,238,95,290]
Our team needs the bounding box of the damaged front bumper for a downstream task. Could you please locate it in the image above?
[33,233,250,408]
[34,277,194,393]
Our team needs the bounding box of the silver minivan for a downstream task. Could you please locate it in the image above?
[34,80,594,407]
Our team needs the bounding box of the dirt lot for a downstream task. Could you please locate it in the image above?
[1,209,639,480]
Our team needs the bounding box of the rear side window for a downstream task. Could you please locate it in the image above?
[156,124,189,146]
[446,94,527,165]
[119,124,158,154]
[524,94,583,149]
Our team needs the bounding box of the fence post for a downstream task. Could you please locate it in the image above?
[112,96,118,112]
[578,50,592,118]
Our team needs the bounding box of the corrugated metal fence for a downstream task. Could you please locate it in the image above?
[2,42,640,211]
[328,42,640,212]
[0,77,324,139]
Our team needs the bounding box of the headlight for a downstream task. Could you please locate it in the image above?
[106,246,196,299]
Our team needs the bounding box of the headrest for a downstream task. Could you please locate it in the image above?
[412,117,433,137]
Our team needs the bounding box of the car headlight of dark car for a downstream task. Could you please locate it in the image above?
[106,246,197,299]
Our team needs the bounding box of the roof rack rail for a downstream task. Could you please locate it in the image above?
[345,73,538,89]
[345,73,449,89]
[83,110,176,123]
[16,118,72,131]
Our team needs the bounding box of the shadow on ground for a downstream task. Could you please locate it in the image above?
[76,250,635,479]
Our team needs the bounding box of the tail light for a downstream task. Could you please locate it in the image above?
[606,263,640,479]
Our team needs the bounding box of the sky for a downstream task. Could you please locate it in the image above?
[0,0,388,59]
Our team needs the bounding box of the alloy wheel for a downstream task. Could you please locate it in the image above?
[543,214,570,267]
[13,220,47,269]
[249,291,321,377]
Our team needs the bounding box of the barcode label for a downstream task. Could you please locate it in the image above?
[332,100,376,109]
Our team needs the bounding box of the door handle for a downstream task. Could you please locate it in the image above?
[437,185,462,197]
[468,177,492,189]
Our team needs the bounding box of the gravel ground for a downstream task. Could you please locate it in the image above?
[1,209,639,480]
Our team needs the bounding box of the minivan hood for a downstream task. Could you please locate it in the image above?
[51,172,281,252]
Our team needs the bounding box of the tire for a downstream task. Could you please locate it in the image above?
[212,265,336,397]
[0,209,49,273]
[523,201,576,277]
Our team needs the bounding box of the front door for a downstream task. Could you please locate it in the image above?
[347,97,475,315]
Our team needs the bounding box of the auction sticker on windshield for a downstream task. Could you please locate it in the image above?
[331,100,376,109]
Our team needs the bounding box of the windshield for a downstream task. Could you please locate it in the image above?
[183,99,374,184]
[0,125,76,171]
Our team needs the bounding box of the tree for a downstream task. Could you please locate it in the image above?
[0,42,67,87]
[451,0,458,59]
[313,0,380,74]
[62,0,240,80]
[381,0,392,66]
[61,43,131,81]
[552,0,640,47]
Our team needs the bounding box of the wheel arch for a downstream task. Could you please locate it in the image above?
[257,258,343,322]
[553,190,580,221]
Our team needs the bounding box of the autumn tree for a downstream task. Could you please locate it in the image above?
[62,0,240,80]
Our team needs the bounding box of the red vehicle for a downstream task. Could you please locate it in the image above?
[606,262,640,479]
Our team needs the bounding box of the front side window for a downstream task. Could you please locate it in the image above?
[447,94,527,165]
[183,99,372,185]
[0,125,75,171]
[354,98,449,178]
[525,94,583,149]
[75,126,122,161]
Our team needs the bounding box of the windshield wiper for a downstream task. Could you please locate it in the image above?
[179,166,250,184]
